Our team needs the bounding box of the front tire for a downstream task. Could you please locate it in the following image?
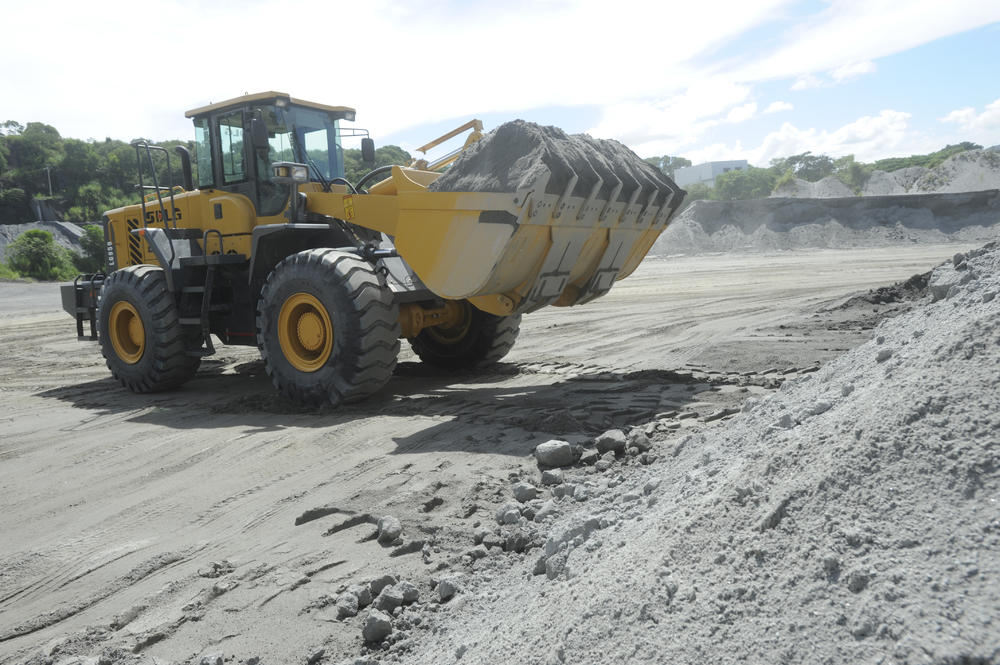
[256,249,400,406]
[408,301,521,370]
[97,265,200,392]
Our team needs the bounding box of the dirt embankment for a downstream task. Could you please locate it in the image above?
[773,149,1000,198]
[655,190,1000,255]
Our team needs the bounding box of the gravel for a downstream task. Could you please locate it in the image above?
[401,241,1000,665]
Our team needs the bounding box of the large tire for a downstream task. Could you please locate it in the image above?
[408,301,521,370]
[256,249,400,406]
[97,265,200,392]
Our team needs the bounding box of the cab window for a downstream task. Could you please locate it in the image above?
[219,111,246,184]
[193,117,214,188]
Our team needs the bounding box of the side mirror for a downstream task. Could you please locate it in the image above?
[250,117,269,158]
[361,137,375,164]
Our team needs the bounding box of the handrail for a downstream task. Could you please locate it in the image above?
[410,119,484,172]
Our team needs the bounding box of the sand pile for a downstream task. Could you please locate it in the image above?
[430,120,682,210]
[777,150,1000,199]
[653,191,1000,255]
[0,221,83,262]
[398,242,1000,664]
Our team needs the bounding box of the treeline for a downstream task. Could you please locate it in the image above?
[645,142,983,203]
[0,121,194,225]
[0,120,413,225]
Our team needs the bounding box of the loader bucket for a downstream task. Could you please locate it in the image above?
[348,121,685,316]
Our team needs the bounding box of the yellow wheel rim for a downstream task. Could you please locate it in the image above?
[278,292,334,372]
[109,300,145,364]
[425,301,472,345]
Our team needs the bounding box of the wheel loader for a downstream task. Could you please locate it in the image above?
[61,92,684,406]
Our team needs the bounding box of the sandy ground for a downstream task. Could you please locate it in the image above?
[0,243,981,664]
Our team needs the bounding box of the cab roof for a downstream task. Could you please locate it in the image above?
[184,91,356,120]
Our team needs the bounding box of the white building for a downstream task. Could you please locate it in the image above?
[674,160,749,188]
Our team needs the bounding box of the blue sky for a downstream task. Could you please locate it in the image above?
[3,0,999,167]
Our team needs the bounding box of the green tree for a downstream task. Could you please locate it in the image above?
[0,187,33,223]
[768,152,835,182]
[343,145,412,186]
[713,167,777,200]
[6,229,77,280]
[644,155,692,178]
[75,224,106,273]
[871,142,982,172]
[832,155,872,193]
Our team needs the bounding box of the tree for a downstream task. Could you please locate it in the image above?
[644,155,692,178]
[832,155,872,193]
[343,145,412,185]
[768,152,834,182]
[6,229,77,280]
[0,187,33,223]
[75,224,106,273]
[713,167,777,200]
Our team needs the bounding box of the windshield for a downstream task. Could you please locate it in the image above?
[263,104,344,181]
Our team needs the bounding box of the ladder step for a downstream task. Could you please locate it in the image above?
[185,349,214,357]
[182,286,206,293]
[179,317,203,326]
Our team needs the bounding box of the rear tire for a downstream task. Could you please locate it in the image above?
[408,301,520,370]
[97,265,200,392]
[256,249,400,406]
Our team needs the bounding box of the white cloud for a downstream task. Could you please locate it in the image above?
[588,78,753,151]
[791,75,823,91]
[725,102,758,124]
[0,0,794,142]
[738,0,1000,83]
[764,101,794,114]
[940,98,1000,143]
[831,60,877,82]
[685,110,922,166]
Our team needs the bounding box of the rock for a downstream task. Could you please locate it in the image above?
[573,485,590,501]
[643,478,662,495]
[394,580,420,604]
[595,429,627,455]
[533,500,558,523]
[199,655,223,665]
[541,469,564,485]
[306,649,325,665]
[810,400,832,416]
[535,439,575,468]
[875,348,893,363]
[595,460,612,473]
[578,448,600,466]
[467,545,489,559]
[369,574,398,598]
[552,483,575,498]
[437,577,460,602]
[348,584,373,608]
[375,584,405,612]
[362,610,393,643]
[504,528,531,553]
[512,482,538,503]
[627,430,653,452]
[377,515,403,545]
[495,502,522,525]
[335,592,359,619]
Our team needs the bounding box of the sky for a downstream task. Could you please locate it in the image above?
[2,0,999,167]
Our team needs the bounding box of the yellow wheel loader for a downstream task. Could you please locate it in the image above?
[61,92,684,406]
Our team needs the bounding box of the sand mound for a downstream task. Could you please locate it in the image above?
[429,120,681,209]
[0,221,84,262]
[403,242,1000,664]
[778,150,1000,199]
[653,191,1000,255]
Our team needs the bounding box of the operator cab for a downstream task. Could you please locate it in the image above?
[184,91,373,218]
